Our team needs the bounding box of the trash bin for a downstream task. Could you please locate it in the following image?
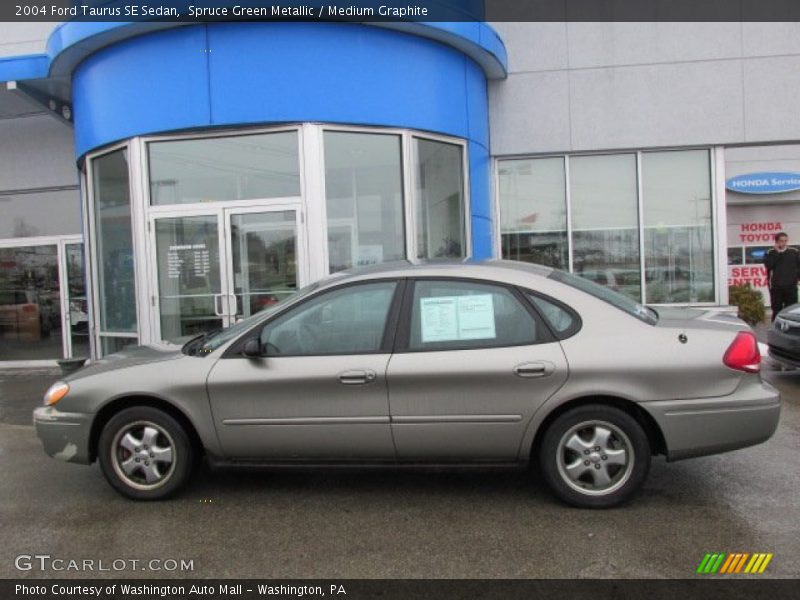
[57,357,87,376]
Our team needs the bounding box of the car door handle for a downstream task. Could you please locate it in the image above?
[337,370,377,385]
[513,361,554,378]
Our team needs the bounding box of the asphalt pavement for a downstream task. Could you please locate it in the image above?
[1,355,798,579]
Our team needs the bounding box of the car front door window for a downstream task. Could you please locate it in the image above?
[260,281,397,356]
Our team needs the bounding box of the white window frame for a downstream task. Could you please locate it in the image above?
[81,123,471,354]
[0,234,85,367]
[494,146,722,307]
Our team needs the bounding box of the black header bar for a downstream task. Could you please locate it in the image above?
[3,1,800,23]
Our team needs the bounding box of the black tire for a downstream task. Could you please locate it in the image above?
[98,406,193,500]
[538,404,650,508]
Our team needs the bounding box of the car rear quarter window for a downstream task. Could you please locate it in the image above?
[525,293,581,339]
[406,280,547,351]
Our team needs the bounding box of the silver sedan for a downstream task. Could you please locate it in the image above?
[33,260,780,508]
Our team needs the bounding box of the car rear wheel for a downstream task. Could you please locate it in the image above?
[539,404,650,508]
[98,407,193,500]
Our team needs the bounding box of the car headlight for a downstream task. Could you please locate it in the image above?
[43,382,69,406]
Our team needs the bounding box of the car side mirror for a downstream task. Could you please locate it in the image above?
[242,339,262,358]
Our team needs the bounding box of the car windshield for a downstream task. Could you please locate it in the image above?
[548,269,658,325]
[183,281,324,356]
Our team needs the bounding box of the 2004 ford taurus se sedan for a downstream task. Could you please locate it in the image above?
[34,260,780,508]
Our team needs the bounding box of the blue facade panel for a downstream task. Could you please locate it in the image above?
[73,26,211,155]
[71,21,495,254]
[468,140,493,258]
[207,22,471,139]
[73,22,488,156]
[471,216,494,259]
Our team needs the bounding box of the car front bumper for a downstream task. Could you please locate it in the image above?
[33,406,93,465]
[641,378,781,461]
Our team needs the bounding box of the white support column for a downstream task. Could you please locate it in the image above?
[301,124,329,282]
[713,146,729,306]
[564,155,573,273]
[128,138,151,345]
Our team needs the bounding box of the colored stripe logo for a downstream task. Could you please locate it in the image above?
[696,552,773,574]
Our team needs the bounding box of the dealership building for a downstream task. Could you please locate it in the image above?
[2,19,800,365]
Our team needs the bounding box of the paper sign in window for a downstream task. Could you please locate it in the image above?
[420,294,496,343]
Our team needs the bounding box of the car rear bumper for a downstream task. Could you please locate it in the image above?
[33,406,93,465]
[641,379,780,461]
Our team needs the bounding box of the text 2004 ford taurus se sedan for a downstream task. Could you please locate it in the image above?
[34,260,780,508]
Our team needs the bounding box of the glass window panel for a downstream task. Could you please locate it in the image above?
[92,149,137,333]
[66,243,90,358]
[149,132,300,205]
[0,245,63,360]
[409,280,540,351]
[727,247,743,266]
[745,246,772,265]
[100,336,137,356]
[154,215,222,341]
[0,189,81,239]
[230,211,298,320]
[415,139,466,259]
[570,154,641,301]
[642,150,714,303]
[498,157,567,269]
[260,281,396,356]
[324,132,405,273]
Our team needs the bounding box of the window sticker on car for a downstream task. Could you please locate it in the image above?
[420,294,496,343]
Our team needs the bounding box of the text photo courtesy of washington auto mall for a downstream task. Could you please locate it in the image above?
[2,2,800,600]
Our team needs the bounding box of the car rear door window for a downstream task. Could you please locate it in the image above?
[407,280,544,351]
[260,281,397,356]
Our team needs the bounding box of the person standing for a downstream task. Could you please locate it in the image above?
[764,232,800,321]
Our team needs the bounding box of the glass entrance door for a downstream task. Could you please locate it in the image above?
[227,209,299,321]
[153,214,224,341]
[151,206,303,342]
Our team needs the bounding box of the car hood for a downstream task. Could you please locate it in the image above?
[653,306,749,332]
[777,303,800,323]
[64,343,186,381]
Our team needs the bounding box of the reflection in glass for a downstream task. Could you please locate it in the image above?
[100,336,137,356]
[0,189,81,238]
[415,139,465,259]
[149,132,300,205]
[155,216,222,340]
[92,149,137,333]
[727,247,744,266]
[498,157,567,269]
[324,132,405,273]
[570,154,641,301]
[231,211,298,319]
[261,282,397,355]
[745,246,771,265]
[0,245,63,360]
[66,243,90,358]
[643,150,714,303]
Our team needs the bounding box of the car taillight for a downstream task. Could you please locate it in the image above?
[723,331,761,373]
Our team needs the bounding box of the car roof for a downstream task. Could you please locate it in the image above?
[323,259,554,287]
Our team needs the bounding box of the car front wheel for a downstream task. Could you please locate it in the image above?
[539,404,650,508]
[98,407,193,500]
